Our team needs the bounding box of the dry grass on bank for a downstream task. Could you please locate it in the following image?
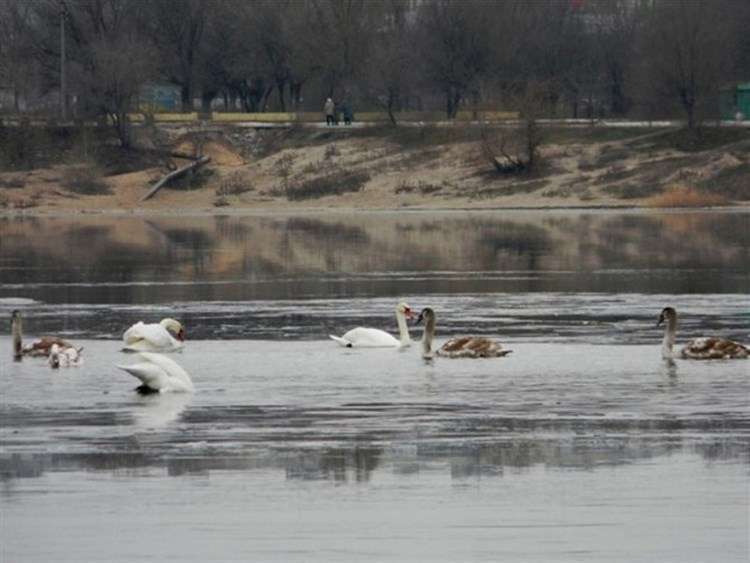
[644,184,729,208]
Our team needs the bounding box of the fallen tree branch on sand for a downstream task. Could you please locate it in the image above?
[140,155,211,202]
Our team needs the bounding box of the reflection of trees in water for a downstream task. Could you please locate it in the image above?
[283,217,371,244]
[2,212,748,300]
[544,213,749,272]
[214,216,253,243]
[2,432,745,488]
[285,446,382,483]
[476,221,551,272]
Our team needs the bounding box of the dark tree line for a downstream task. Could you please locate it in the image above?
[1,0,748,145]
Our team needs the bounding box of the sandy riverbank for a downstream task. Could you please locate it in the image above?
[1,125,748,213]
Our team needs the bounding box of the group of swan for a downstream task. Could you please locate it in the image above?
[8,303,747,393]
[117,318,190,393]
[329,302,510,358]
[12,311,192,393]
[12,310,83,368]
[330,302,746,361]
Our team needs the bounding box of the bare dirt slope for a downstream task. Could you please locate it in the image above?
[1,126,748,212]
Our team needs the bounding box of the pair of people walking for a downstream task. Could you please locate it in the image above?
[324,97,353,126]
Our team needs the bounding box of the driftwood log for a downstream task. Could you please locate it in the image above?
[140,155,211,202]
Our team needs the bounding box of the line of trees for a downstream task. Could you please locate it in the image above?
[1,0,748,144]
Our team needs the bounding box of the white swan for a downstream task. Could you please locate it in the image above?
[116,352,194,394]
[48,343,83,368]
[11,310,78,359]
[416,307,512,359]
[122,318,185,352]
[657,307,748,360]
[329,302,415,347]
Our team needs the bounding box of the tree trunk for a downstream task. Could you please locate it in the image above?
[290,82,303,110]
[140,156,211,202]
[387,92,398,126]
[446,88,462,119]
[180,84,193,112]
[276,80,286,112]
[112,111,131,149]
[260,85,274,112]
[201,91,214,112]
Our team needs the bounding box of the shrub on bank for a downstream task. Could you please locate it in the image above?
[645,184,729,207]
[61,166,111,195]
[284,170,370,200]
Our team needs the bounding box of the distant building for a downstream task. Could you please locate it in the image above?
[720,83,750,121]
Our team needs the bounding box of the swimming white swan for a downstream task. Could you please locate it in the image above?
[329,302,415,347]
[122,318,185,352]
[657,307,748,360]
[48,343,84,368]
[11,310,78,360]
[416,307,512,359]
[116,352,194,394]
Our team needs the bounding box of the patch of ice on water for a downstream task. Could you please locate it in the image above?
[0,297,40,306]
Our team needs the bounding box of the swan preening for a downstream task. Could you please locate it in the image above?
[330,302,415,347]
[117,352,194,394]
[48,343,83,368]
[11,310,83,365]
[122,318,186,352]
[416,307,512,359]
[657,307,748,360]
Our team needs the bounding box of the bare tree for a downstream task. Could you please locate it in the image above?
[480,83,545,173]
[418,0,490,118]
[305,0,374,100]
[640,0,736,128]
[587,0,641,116]
[365,0,415,124]
[0,0,39,112]
[80,1,154,146]
[148,0,206,112]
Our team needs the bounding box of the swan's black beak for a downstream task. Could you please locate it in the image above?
[656,315,664,327]
[415,311,425,325]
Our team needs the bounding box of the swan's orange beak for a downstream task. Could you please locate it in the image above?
[177,328,186,341]
[405,307,416,319]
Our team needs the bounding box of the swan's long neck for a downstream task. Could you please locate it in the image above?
[396,311,411,346]
[422,316,435,358]
[661,316,677,359]
[12,316,22,360]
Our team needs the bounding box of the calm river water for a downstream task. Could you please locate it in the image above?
[1,210,748,562]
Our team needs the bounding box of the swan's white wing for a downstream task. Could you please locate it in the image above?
[122,322,181,352]
[332,327,400,347]
[117,362,171,391]
[117,353,193,393]
[138,353,194,392]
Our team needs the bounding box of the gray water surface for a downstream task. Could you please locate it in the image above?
[1,210,749,562]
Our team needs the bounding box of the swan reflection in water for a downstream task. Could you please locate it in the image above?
[131,392,192,430]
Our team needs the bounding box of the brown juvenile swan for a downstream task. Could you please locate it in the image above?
[11,310,79,361]
[415,307,512,359]
[657,307,748,360]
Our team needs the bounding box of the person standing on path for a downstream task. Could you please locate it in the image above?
[324,97,336,126]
